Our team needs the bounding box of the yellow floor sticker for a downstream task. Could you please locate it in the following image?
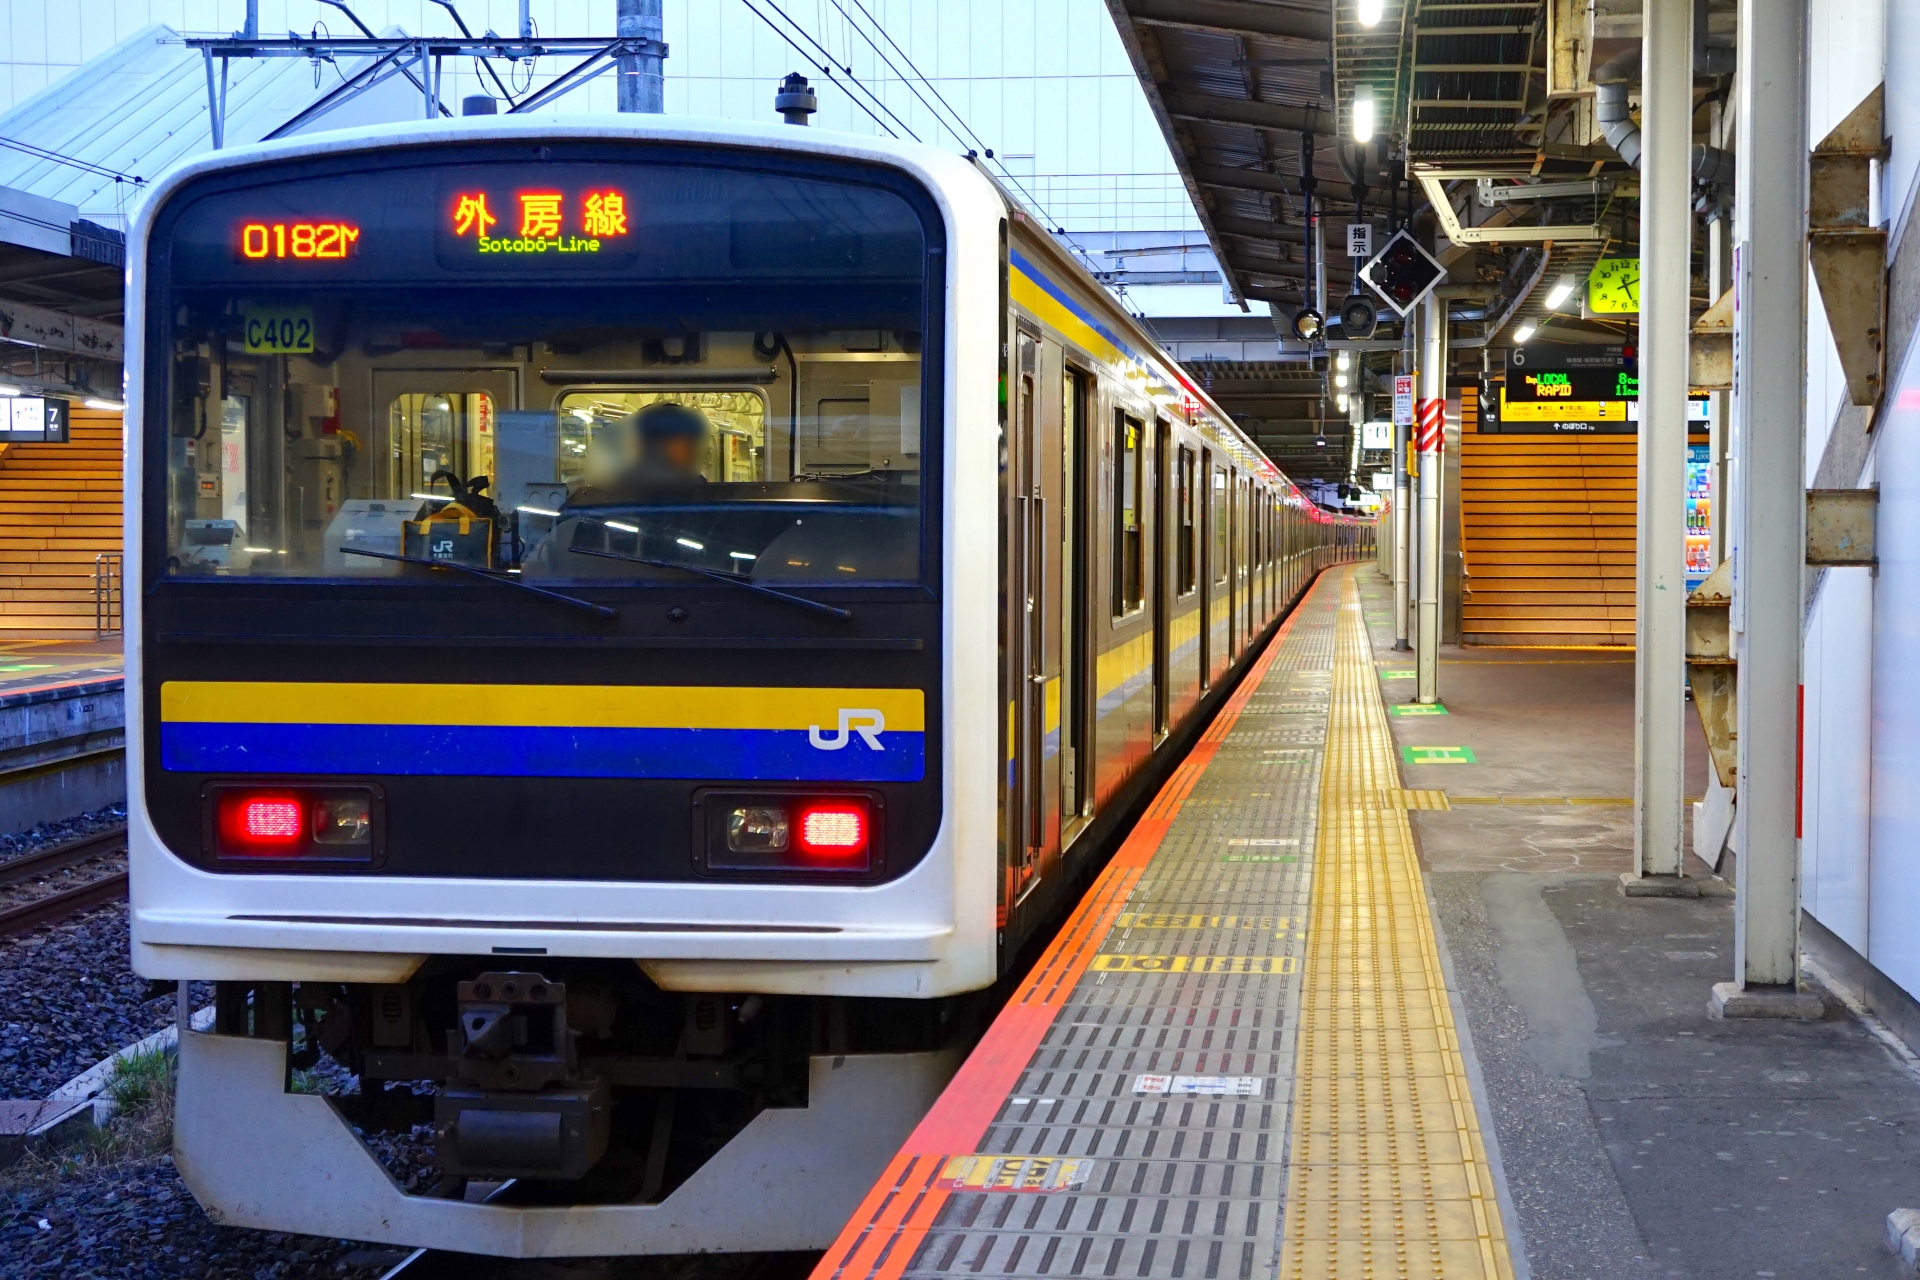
[1280,572,1516,1280]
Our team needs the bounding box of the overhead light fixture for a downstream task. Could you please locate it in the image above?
[1336,350,1352,371]
[1315,434,1328,448]
[1358,0,1384,27]
[1352,89,1376,144]
[1334,373,1349,389]
[1336,393,1349,411]
[1513,322,1537,344]
[1543,274,1577,311]
[0,384,20,397]
[84,398,125,411]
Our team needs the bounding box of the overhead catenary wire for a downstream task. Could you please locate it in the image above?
[0,139,143,186]
[823,0,1099,270]
[738,0,906,139]
[764,0,924,142]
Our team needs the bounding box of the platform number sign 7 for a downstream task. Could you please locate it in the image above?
[1360,229,1445,318]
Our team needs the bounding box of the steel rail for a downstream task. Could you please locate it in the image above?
[0,870,129,938]
[0,823,128,889]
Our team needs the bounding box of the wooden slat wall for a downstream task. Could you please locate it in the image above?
[0,408,123,639]
[1459,429,1636,646]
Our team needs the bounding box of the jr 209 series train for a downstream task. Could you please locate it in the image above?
[124,113,1371,1257]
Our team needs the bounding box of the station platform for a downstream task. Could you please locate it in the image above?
[817,565,1920,1280]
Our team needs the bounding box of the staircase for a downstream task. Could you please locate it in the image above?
[1459,433,1636,646]
[0,408,123,640]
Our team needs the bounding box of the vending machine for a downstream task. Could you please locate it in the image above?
[1686,441,1712,590]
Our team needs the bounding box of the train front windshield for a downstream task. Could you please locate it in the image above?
[151,150,935,587]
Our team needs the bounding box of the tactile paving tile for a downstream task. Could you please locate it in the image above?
[1275,576,1515,1280]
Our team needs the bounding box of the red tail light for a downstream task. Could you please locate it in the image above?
[240,798,303,843]
[207,785,381,863]
[796,804,868,862]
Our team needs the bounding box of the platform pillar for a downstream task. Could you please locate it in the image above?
[1728,0,1810,993]
[1632,0,1691,882]
[1393,333,1413,650]
[1415,292,1444,703]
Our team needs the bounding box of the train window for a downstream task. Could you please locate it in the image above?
[1212,466,1229,585]
[152,157,934,586]
[1176,445,1196,595]
[1113,412,1144,616]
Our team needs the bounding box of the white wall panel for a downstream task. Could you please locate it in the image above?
[1804,557,1874,953]
[1869,348,1920,997]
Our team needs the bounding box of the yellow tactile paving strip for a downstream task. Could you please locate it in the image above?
[1279,575,1516,1280]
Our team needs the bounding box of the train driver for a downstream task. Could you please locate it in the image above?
[630,401,712,484]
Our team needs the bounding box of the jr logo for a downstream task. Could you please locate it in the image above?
[808,708,886,751]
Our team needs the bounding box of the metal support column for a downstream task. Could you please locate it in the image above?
[1723,0,1813,1002]
[618,0,665,113]
[1394,325,1412,650]
[1633,0,1692,881]
[1416,292,1445,703]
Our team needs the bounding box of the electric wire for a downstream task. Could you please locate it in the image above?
[750,1,918,141]
[769,0,924,142]
[0,139,143,186]
[820,0,1096,269]
[739,0,900,137]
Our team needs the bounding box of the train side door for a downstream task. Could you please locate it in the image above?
[1062,366,1093,835]
[1199,447,1213,688]
[1151,417,1171,738]
[1012,330,1071,899]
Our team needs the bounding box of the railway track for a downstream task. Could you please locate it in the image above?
[0,823,129,939]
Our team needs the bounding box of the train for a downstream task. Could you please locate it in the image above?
[124,112,1371,1256]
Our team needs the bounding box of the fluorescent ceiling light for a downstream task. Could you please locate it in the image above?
[1357,0,1384,26]
[0,385,20,397]
[1336,393,1349,411]
[411,492,451,502]
[516,505,561,518]
[84,398,124,411]
[1543,275,1577,310]
[729,551,756,561]
[1513,322,1537,344]
[676,537,705,551]
[1352,90,1376,144]
[605,520,640,533]
[1336,350,1352,370]
[1334,373,1349,389]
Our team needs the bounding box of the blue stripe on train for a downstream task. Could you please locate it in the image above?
[161,723,925,783]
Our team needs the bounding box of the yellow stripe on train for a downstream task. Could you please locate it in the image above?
[159,681,926,733]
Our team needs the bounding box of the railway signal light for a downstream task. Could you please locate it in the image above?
[1360,229,1445,317]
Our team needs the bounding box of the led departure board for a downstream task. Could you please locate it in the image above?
[1492,344,1637,433]
[440,185,633,262]
[238,221,361,260]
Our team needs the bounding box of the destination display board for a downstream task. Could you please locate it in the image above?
[1496,343,1636,432]
[1483,344,1709,434]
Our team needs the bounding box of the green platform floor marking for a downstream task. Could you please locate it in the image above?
[1390,703,1449,716]
[1403,744,1476,764]
[1380,669,1417,679]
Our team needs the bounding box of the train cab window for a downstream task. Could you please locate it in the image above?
[151,156,936,587]
[1113,412,1144,616]
[1176,445,1196,596]
[1212,466,1229,585]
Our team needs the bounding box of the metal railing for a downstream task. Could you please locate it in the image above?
[93,553,121,639]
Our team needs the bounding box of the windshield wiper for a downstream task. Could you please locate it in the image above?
[341,547,617,619]
[567,546,852,621]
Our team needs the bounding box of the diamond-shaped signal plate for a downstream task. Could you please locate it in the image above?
[1360,229,1445,317]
